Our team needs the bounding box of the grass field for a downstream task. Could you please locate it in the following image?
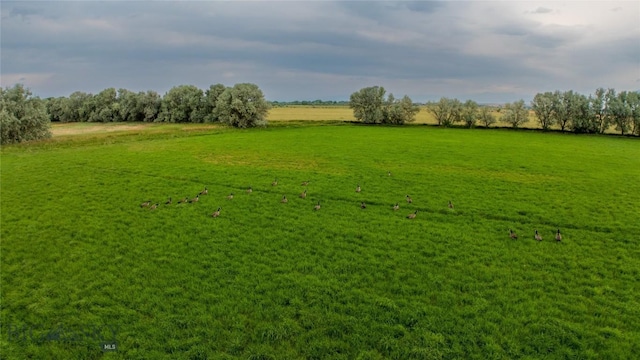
[2,121,639,359]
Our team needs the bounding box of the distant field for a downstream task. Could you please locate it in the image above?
[268,105,545,129]
[2,123,639,359]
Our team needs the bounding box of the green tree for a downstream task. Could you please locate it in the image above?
[117,88,140,122]
[85,88,120,123]
[609,91,633,135]
[45,97,67,122]
[349,86,387,124]
[531,92,556,130]
[478,106,497,128]
[426,97,462,126]
[0,84,52,144]
[627,91,640,136]
[461,99,479,128]
[382,94,419,125]
[63,91,91,122]
[502,99,528,128]
[158,85,205,123]
[214,83,270,128]
[203,84,227,123]
[591,88,614,134]
[567,92,594,133]
[139,90,162,122]
[552,90,571,132]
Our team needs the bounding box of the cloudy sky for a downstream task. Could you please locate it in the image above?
[1,1,638,103]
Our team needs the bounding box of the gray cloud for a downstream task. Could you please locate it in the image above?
[532,7,553,14]
[1,1,638,103]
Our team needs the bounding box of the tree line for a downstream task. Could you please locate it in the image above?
[1,83,270,144]
[350,86,640,136]
[2,83,639,145]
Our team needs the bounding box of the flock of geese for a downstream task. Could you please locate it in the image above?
[139,171,563,242]
[510,228,563,242]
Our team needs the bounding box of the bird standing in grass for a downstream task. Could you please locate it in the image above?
[448,200,454,209]
[509,229,518,239]
[140,201,151,208]
[406,195,412,204]
[393,203,399,211]
[200,187,208,195]
[360,202,366,209]
[555,229,562,242]
[211,207,221,218]
[178,196,189,204]
[301,180,309,186]
[356,184,361,193]
[535,229,542,241]
[165,197,172,205]
[150,203,159,210]
[281,195,288,203]
[247,187,253,194]
[388,171,392,176]
[300,189,307,199]
[314,201,321,211]
[190,195,199,203]
[407,210,418,219]
[226,193,234,200]
[272,178,278,186]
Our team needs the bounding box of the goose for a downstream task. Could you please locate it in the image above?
[272,178,278,186]
[226,193,234,200]
[535,229,542,241]
[164,197,172,205]
[150,203,159,210]
[281,195,288,203]
[211,207,221,218]
[509,229,518,239]
[314,201,321,211]
[246,187,253,194]
[406,195,412,204]
[356,184,361,193]
[140,201,151,208]
[189,195,199,203]
[199,187,208,195]
[407,210,418,219]
[448,200,454,209]
[360,202,366,209]
[300,189,307,199]
[555,229,562,242]
[301,180,310,186]
[178,196,189,204]
[388,171,392,176]
[393,203,399,211]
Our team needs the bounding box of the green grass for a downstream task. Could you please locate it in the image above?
[2,123,639,359]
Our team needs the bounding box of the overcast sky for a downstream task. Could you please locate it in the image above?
[1,1,638,103]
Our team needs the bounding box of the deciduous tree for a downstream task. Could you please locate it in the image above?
[382,94,420,124]
[478,106,497,128]
[158,85,205,123]
[461,99,479,128]
[502,99,528,128]
[531,92,556,130]
[426,97,462,126]
[349,86,386,124]
[214,83,270,128]
[0,84,51,144]
[203,84,227,123]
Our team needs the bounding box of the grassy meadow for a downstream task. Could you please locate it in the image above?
[1,120,639,359]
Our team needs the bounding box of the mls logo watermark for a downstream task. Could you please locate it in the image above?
[101,341,118,352]
[2,321,119,351]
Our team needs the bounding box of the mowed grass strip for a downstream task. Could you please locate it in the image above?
[1,124,639,359]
